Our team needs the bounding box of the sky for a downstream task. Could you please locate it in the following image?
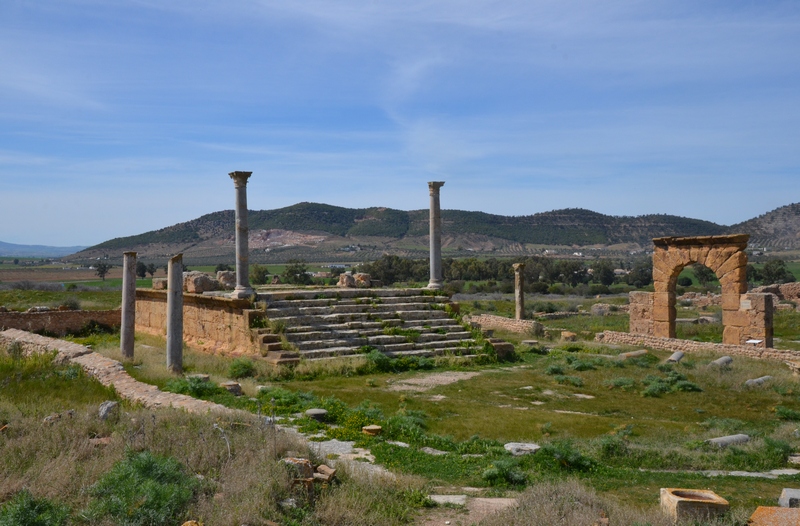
[1,0,799,246]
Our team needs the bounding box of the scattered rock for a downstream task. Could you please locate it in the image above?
[387,441,410,448]
[504,442,540,456]
[362,425,382,436]
[338,273,356,288]
[430,495,467,506]
[353,273,371,288]
[216,271,236,290]
[183,271,219,293]
[707,434,750,447]
[709,356,733,368]
[779,488,800,508]
[573,394,595,399]
[305,408,328,422]
[421,447,449,456]
[282,457,314,478]
[219,381,242,396]
[745,376,773,387]
[98,400,119,421]
[314,464,337,483]
[152,278,167,290]
[560,331,577,342]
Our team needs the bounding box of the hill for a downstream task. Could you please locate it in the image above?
[0,241,88,258]
[730,203,800,250]
[67,202,771,264]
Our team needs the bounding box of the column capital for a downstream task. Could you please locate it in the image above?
[229,171,252,188]
[123,251,137,257]
[428,181,445,195]
[512,263,525,272]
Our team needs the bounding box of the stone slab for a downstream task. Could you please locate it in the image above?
[429,495,467,506]
[780,488,800,508]
[749,506,800,525]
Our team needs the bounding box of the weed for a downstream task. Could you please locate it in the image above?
[228,358,255,379]
[482,458,526,486]
[603,377,636,391]
[554,375,583,387]
[82,450,203,525]
[0,489,69,526]
[536,440,594,472]
[776,405,800,421]
[164,376,226,398]
[544,364,564,375]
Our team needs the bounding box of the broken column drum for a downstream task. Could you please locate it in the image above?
[229,171,254,299]
[166,253,183,373]
[120,251,137,360]
[513,263,525,320]
[427,181,445,290]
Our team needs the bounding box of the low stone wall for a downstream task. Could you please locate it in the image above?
[135,290,260,355]
[0,309,121,336]
[596,330,798,362]
[464,314,542,335]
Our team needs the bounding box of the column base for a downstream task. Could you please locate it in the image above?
[426,281,443,290]
[229,287,255,299]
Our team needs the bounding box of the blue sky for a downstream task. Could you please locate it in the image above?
[1,1,799,246]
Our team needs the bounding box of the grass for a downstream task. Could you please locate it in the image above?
[0,289,122,311]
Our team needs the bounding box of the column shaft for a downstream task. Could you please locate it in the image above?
[427,181,445,289]
[229,171,254,298]
[120,252,137,359]
[513,263,525,320]
[166,254,183,373]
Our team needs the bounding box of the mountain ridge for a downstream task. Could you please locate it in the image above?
[66,202,799,264]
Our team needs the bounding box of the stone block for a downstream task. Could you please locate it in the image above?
[504,442,541,456]
[721,293,743,311]
[337,273,355,288]
[660,488,729,522]
[749,506,800,525]
[716,251,746,277]
[362,425,382,436]
[652,306,673,323]
[305,408,328,422]
[216,271,236,290]
[220,381,242,396]
[779,488,800,508]
[723,325,743,345]
[353,273,371,288]
[560,331,577,342]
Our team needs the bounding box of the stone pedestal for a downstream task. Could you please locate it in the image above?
[120,251,136,360]
[513,263,525,320]
[660,488,728,522]
[229,171,254,299]
[427,181,445,290]
[166,254,183,373]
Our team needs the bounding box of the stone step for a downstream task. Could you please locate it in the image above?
[284,320,403,333]
[257,288,442,302]
[265,301,440,317]
[266,295,439,309]
[268,310,452,326]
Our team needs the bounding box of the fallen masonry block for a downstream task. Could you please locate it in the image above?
[618,349,648,360]
[487,338,515,359]
[362,425,382,436]
[264,351,300,367]
[186,373,210,382]
[749,506,800,525]
[314,464,337,483]
[667,351,685,363]
[780,488,800,508]
[709,356,733,368]
[305,408,328,422]
[660,488,729,522]
[745,376,773,387]
[429,495,467,506]
[220,381,242,396]
[707,434,750,447]
[561,331,577,342]
[504,442,541,456]
[282,457,314,478]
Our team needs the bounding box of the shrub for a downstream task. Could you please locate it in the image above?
[677,276,693,287]
[597,436,628,460]
[164,376,226,398]
[544,365,564,375]
[251,264,270,285]
[0,490,69,526]
[603,377,636,391]
[228,358,255,379]
[56,297,81,311]
[588,284,610,295]
[569,360,595,372]
[554,375,583,387]
[776,406,800,421]
[482,458,526,486]
[82,450,202,526]
[536,440,594,472]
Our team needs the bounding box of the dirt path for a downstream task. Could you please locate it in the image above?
[386,371,482,392]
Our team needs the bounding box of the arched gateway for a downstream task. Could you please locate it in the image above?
[629,234,773,347]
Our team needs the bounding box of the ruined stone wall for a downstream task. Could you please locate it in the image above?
[0,309,121,336]
[597,330,796,362]
[464,314,543,335]
[135,290,258,355]
[628,291,654,336]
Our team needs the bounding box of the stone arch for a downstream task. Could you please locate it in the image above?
[651,234,762,345]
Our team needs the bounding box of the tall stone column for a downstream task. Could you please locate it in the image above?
[229,171,254,299]
[120,251,137,359]
[427,181,445,290]
[166,253,183,374]
[513,263,525,320]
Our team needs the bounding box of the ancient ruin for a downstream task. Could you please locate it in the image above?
[229,171,254,299]
[629,234,773,347]
[513,263,525,320]
[120,251,136,359]
[166,253,183,373]
[427,181,445,290]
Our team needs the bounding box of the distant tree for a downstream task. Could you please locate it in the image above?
[95,262,111,281]
[625,259,653,288]
[592,260,616,286]
[215,263,233,273]
[282,259,312,285]
[146,263,157,277]
[136,261,147,279]
[746,264,762,285]
[251,264,270,285]
[677,276,693,287]
[13,259,19,265]
[692,264,717,287]
[761,259,796,285]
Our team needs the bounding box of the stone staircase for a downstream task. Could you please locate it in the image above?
[251,288,482,363]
